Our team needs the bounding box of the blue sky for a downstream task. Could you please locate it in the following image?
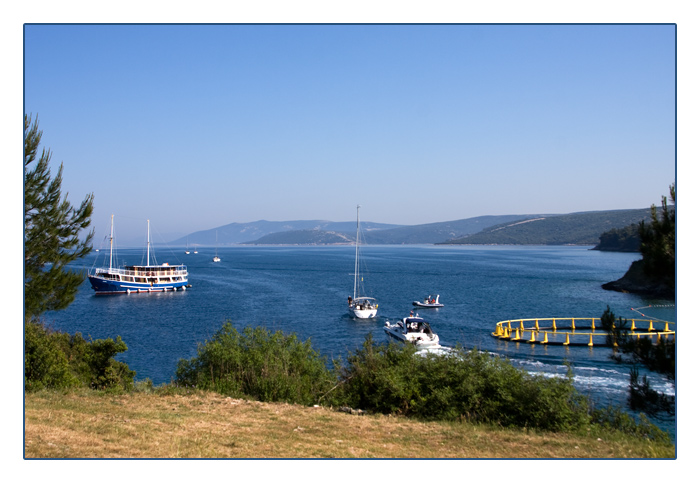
[23,24,676,242]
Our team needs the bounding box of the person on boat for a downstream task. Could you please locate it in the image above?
[348,296,353,306]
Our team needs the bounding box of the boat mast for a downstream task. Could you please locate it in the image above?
[109,214,114,271]
[147,219,151,266]
[354,204,360,300]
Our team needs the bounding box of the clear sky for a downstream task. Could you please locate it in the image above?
[23,23,676,241]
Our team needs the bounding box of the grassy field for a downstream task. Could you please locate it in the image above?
[24,389,675,459]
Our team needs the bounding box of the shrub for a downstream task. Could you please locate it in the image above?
[331,335,591,432]
[24,320,135,392]
[590,405,671,443]
[175,322,337,405]
[24,320,79,390]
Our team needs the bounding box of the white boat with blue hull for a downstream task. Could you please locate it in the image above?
[88,216,189,295]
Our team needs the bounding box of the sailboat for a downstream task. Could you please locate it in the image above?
[185,238,190,255]
[88,215,189,294]
[348,205,378,318]
[212,231,221,262]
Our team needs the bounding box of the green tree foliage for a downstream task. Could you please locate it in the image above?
[595,224,641,252]
[24,114,94,320]
[25,320,135,391]
[175,323,337,405]
[330,335,590,432]
[601,306,675,416]
[638,183,675,291]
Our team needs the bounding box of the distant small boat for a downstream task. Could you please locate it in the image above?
[88,215,189,294]
[384,316,440,348]
[413,294,444,308]
[213,231,221,262]
[185,238,190,255]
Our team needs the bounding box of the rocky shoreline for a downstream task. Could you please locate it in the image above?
[601,259,674,300]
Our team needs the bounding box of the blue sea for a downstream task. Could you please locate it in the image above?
[45,244,676,439]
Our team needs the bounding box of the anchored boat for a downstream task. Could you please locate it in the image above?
[347,205,378,318]
[413,294,444,308]
[88,215,189,294]
[384,315,440,348]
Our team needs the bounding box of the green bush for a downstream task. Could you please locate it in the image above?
[590,405,671,443]
[24,320,135,392]
[24,320,79,390]
[330,335,590,432]
[175,322,337,405]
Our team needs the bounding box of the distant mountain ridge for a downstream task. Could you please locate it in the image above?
[441,209,652,246]
[166,209,653,247]
[170,220,402,246]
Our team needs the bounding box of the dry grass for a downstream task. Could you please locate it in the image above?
[24,389,674,459]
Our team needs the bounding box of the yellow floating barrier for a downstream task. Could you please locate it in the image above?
[493,317,674,348]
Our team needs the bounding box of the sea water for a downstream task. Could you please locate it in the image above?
[45,245,676,439]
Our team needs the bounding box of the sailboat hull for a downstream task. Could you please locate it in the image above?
[350,307,378,319]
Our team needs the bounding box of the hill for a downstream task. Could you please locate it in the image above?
[244,229,354,245]
[167,209,654,246]
[361,215,538,244]
[170,220,402,246]
[442,209,652,245]
[242,215,536,245]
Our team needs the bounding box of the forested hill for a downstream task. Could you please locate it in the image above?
[170,210,653,246]
[242,215,535,245]
[441,209,652,246]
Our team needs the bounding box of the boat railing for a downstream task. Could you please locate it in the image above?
[492,317,675,347]
[95,266,188,277]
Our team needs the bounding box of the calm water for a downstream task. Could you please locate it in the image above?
[46,244,676,438]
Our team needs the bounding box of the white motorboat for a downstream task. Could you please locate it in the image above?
[413,294,444,308]
[348,205,378,319]
[384,316,440,348]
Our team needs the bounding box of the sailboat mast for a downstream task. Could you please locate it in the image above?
[147,219,150,266]
[354,204,360,299]
[109,214,114,271]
